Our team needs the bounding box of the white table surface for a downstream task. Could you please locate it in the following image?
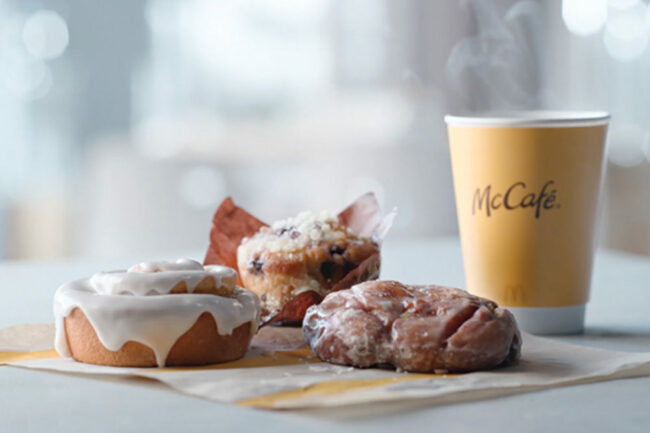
[1,237,649,433]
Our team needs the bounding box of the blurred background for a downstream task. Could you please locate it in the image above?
[1,0,649,261]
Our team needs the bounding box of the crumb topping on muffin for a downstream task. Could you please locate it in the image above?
[241,211,360,255]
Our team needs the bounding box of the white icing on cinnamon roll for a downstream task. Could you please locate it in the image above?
[53,259,260,367]
[90,259,237,296]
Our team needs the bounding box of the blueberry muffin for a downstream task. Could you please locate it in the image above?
[237,211,380,322]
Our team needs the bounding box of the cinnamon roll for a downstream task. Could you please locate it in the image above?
[53,259,260,367]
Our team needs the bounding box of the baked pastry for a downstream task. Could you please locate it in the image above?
[237,211,380,324]
[53,259,260,367]
[303,280,521,372]
[204,193,394,325]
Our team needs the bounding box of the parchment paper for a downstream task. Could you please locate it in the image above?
[2,324,650,410]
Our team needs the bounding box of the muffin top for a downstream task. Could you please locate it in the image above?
[239,211,371,257]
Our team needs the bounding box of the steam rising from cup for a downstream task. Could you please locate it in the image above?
[446,0,543,113]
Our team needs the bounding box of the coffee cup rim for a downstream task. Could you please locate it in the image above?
[445,111,610,128]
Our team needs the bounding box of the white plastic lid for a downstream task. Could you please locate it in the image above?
[445,111,610,128]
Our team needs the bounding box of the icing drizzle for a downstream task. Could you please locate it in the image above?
[53,259,260,366]
[90,261,237,296]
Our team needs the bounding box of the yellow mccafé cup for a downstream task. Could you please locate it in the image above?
[446,112,609,334]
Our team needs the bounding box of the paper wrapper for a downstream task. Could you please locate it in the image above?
[204,193,396,325]
[2,324,650,410]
